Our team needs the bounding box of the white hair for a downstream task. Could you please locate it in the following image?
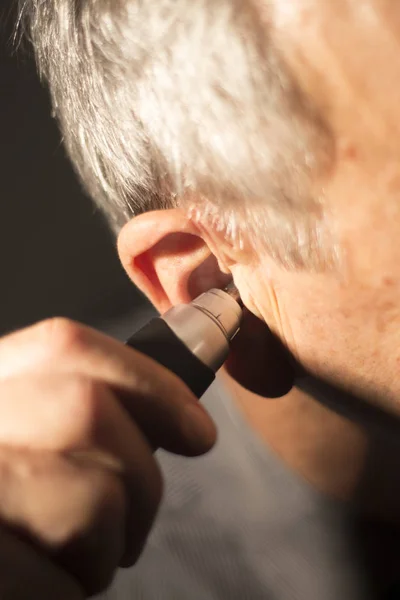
[20,0,336,269]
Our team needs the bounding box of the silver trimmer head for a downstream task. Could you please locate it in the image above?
[162,283,243,372]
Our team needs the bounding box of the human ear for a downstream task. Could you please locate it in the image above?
[118,208,295,397]
[117,209,232,314]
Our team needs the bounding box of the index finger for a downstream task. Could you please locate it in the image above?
[0,319,217,455]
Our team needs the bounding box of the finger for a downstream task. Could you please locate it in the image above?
[0,374,164,571]
[0,526,84,600]
[0,372,165,504]
[0,319,217,455]
[65,400,165,570]
[0,447,126,596]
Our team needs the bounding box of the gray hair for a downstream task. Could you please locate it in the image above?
[20,0,336,269]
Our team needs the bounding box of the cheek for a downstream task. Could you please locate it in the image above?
[230,263,272,322]
[232,254,350,356]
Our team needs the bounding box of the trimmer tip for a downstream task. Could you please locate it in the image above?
[223,281,243,306]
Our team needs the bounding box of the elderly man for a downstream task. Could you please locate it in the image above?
[1,0,400,598]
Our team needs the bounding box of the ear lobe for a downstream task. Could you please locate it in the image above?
[118,209,231,314]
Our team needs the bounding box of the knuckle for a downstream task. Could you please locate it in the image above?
[59,468,125,538]
[37,318,87,361]
[69,468,125,540]
[17,454,123,545]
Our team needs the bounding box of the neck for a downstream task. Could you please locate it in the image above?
[220,369,400,516]
[220,369,368,501]
[220,370,400,589]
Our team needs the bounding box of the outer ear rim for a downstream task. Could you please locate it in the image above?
[117,210,199,273]
[117,209,231,313]
[118,210,202,312]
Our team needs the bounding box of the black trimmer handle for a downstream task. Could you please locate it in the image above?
[126,318,216,399]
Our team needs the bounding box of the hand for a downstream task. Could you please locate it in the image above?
[0,318,216,598]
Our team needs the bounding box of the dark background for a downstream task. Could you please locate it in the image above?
[0,2,150,339]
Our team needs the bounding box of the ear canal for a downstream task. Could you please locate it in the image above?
[186,254,233,300]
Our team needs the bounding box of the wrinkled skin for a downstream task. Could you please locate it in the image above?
[1,1,400,597]
[218,0,400,415]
